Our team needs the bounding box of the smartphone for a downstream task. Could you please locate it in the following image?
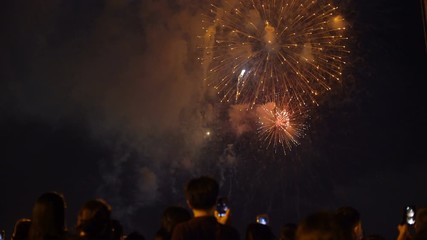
[216,197,228,217]
[403,205,416,225]
[256,214,269,225]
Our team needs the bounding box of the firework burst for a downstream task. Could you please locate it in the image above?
[256,101,308,153]
[201,0,349,108]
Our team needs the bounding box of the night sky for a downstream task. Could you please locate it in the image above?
[1,0,426,240]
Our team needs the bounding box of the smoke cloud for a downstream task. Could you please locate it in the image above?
[0,0,222,229]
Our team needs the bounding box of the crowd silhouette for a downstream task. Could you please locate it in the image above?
[1,175,426,240]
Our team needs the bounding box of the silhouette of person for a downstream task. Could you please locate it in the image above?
[155,206,191,240]
[28,192,75,240]
[296,211,345,240]
[336,206,364,240]
[76,198,113,240]
[245,222,275,240]
[11,218,31,240]
[171,176,240,240]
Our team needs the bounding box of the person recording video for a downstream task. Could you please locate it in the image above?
[397,207,427,240]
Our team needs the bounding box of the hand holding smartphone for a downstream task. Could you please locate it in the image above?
[216,197,229,217]
[403,205,416,225]
[256,214,269,225]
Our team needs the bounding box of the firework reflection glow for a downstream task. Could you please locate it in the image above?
[201,0,349,108]
[256,102,307,152]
